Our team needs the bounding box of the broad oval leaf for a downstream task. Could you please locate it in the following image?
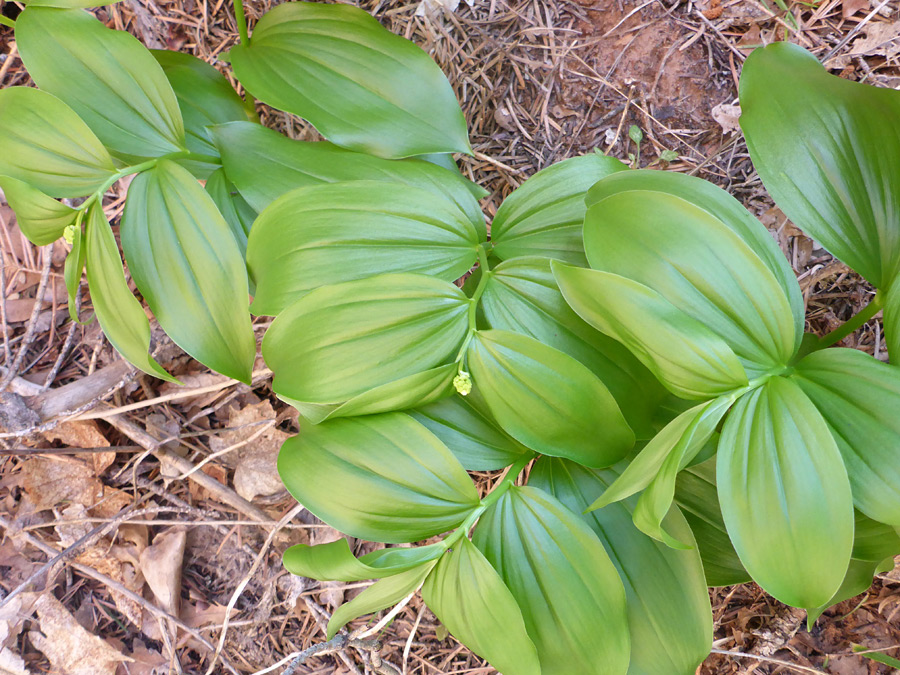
[853,511,900,563]
[229,2,470,158]
[277,413,480,543]
[532,458,712,675]
[152,50,250,178]
[584,169,804,324]
[0,87,115,198]
[204,168,256,259]
[717,377,854,609]
[283,538,444,582]
[263,274,469,414]
[792,347,900,526]
[410,390,532,471]
[17,7,185,160]
[584,189,800,374]
[740,42,900,290]
[553,262,748,399]
[473,485,630,675]
[423,537,541,675]
[480,256,665,439]
[83,203,174,382]
[490,153,628,264]
[0,176,77,245]
[211,122,485,235]
[327,561,437,639]
[247,180,479,315]
[121,160,255,382]
[467,329,634,467]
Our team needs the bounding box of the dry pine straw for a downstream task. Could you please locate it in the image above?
[1,0,900,673]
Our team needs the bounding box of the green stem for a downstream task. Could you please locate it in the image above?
[441,453,533,551]
[0,14,15,28]
[817,291,884,349]
[233,0,250,45]
[454,244,492,367]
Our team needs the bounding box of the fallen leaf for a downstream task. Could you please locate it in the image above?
[139,529,186,618]
[711,102,742,135]
[122,640,168,675]
[843,0,870,18]
[42,420,113,475]
[20,456,102,512]
[0,595,35,675]
[28,594,131,675]
[849,21,900,59]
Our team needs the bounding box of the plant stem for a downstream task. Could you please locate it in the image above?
[233,0,250,45]
[0,14,15,28]
[817,291,884,349]
[453,244,492,367]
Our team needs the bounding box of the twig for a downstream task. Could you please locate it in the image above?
[822,0,894,63]
[40,284,82,391]
[710,648,826,673]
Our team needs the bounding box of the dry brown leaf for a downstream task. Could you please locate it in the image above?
[28,594,131,675]
[139,529,186,617]
[843,0,870,18]
[20,456,102,512]
[849,21,900,58]
[0,595,34,675]
[76,545,145,628]
[122,640,168,675]
[42,420,113,475]
[711,102,742,135]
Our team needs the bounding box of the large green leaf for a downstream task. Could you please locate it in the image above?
[585,170,804,324]
[210,122,484,235]
[479,257,665,439]
[473,486,630,675]
[17,7,185,161]
[229,2,470,158]
[410,392,532,471]
[0,176,77,245]
[809,558,895,625]
[151,50,250,178]
[467,329,634,467]
[885,287,900,362]
[674,457,750,587]
[283,538,444,581]
[532,458,712,675]
[740,42,900,291]
[717,377,854,609]
[327,561,437,639]
[263,274,469,418]
[553,262,748,399]
[121,160,255,382]
[490,153,628,264]
[583,189,800,375]
[0,87,115,198]
[792,347,900,526]
[277,413,480,543]
[204,168,256,260]
[83,203,174,382]
[423,538,540,675]
[247,180,480,316]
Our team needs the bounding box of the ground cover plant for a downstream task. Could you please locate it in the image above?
[2,2,900,674]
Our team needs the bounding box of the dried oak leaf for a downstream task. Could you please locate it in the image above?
[139,528,186,618]
[28,594,131,675]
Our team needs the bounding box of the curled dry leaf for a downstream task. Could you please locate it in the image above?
[711,102,742,134]
[139,528,186,618]
[28,594,131,675]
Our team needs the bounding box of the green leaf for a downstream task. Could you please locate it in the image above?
[584,169,805,327]
[327,561,437,640]
[283,538,444,581]
[247,180,479,316]
[121,160,255,382]
[63,223,86,322]
[553,262,748,399]
[210,122,484,236]
[793,348,900,526]
[491,154,628,264]
[0,87,115,198]
[229,2,470,158]
[884,287,900,362]
[852,511,900,562]
[740,42,900,290]
[413,152,489,199]
[423,537,541,675]
[17,7,186,161]
[0,176,77,245]
[717,377,854,609]
[262,274,469,417]
[480,256,666,439]
[809,557,895,625]
[26,0,123,7]
[83,203,174,382]
[151,50,250,178]
[410,390,532,471]
[532,458,712,675]
[277,413,480,543]
[473,485,630,675]
[204,168,256,260]
[674,457,751,587]
[583,189,800,375]
[467,329,634,467]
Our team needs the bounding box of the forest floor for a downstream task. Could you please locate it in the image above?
[1,0,900,673]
